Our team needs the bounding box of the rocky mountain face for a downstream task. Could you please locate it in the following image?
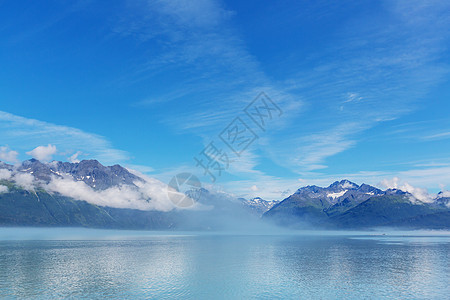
[12,158,142,190]
[1,160,449,230]
[0,159,275,229]
[436,191,450,207]
[264,180,450,229]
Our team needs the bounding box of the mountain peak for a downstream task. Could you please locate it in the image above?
[328,179,359,190]
[0,161,13,170]
[21,158,43,166]
[78,159,103,168]
[384,188,408,196]
[357,183,383,194]
[437,191,450,198]
[10,158,142,190]
[18,159,53,181]
[295,185,322,194]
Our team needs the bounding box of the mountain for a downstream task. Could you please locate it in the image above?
[0,181,178,229]
[436,191,450,207]
[263,180,384,225]
[14,158,142,190]
[0,159,268,230]
[263,180,450,229]
[0,159,179,228]
[1,160,449,230]
[329,194,443,228]
[240,197,279,216]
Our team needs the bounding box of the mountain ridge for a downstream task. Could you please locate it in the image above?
[0,160,449,229]
[263,179,449,229]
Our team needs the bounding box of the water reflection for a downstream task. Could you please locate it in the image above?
[0,230,448,299]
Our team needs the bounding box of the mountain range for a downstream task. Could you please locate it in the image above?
[263,180,450,229]
[6,158,142,190]
[0,160,449,230]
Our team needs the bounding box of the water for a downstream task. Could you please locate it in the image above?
[0,229,449,299]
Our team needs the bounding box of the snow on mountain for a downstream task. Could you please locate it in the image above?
[327,190,347,199]
[0,159,184,211]
[241,197,280,216]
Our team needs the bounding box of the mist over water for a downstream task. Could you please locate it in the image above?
[0,228,449,299]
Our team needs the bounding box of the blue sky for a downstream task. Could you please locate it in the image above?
[0,0,449,200]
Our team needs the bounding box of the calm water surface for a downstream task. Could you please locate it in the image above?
[0,228,449,299]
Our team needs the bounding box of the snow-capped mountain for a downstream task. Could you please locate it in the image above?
[12,158,142,190]
[0,159,177,212]
[264,180,450,228]
[436,191,450,207]
[1,160,449,229]
[290,180,385,211]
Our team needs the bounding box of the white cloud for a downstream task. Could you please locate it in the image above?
[0,161,194,211]
[250,185,258,192]
[0,169,12,180]
[68,151,82,163]
[45,177,152,211]
[0,146,19,163]
[0,185,8,193]
[380,177,434,203]
[43,167,197,211]
[26,144,57,162]
[12,172,35,190]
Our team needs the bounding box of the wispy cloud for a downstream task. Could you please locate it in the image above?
[110,0,307,187]
[0,111,129,165]
[267,122,368,172]
[343,92,363,104]
[114,0,450,181]
[271,1,450,172]
[114,0,300,131]
[423,131,450,140]
[369,119,450,144]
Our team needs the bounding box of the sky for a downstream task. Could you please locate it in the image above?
[0,0,449,200]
